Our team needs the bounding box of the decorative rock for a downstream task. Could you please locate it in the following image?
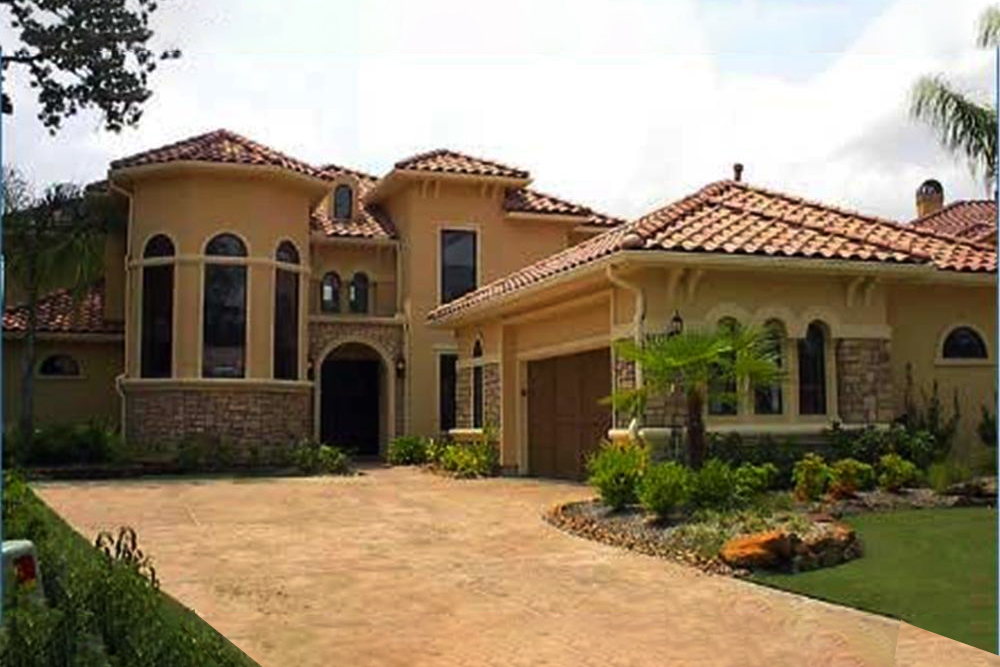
[720,522,861,573]
[719,530,792,569]
[946,476,997,500]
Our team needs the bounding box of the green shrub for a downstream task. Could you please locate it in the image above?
[898,370,960,459]
[689,458,735,510]
[175,435,208,472]
[17,421,125,467]
[877,453,919,492]
[425,437,448,465]
[292,439,352,475]
[828,423,939,469]
[437,440,499,478]
[733,463,777,505]
[792,453,831,501]
[638,461,690,519]
[828,458,875,498]
[705,432,806,489]
[586,441,645,510]
[387,436,429,465]
[927,460,973,494]
[978,404,996,449]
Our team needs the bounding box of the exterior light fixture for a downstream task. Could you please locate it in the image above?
[395,355,406,378]
[669,310,684,337]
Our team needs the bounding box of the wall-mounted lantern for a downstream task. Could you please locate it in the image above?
[395,355,406,379]
[669,310,684,337]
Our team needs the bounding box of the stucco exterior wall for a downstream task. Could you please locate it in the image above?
[310,244,397,317]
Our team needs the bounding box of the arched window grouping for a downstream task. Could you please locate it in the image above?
[39,354,81,377]
[141,234,175,378]
[754,320,785,416]
[349,272,369,314]
[472,339,484,429]
[203,233,248,378]
[797,321,827,415]
[274,241,301,380]
[321,272,341,313]
[942,326,988,359]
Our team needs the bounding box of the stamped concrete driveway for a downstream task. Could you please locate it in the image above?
[35,467,997,667]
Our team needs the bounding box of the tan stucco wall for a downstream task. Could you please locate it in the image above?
[310,244,397,317]
[3,338,123,428]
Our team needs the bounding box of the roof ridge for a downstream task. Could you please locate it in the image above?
[394,147,529,178]
[321,162,378,182]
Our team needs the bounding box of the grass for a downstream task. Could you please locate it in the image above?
[753,507,997,653]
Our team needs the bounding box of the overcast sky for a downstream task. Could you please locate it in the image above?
[1,0,995,222]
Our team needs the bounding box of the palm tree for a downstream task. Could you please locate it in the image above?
[3,170,112,439]
[910,6,1000,194]
[611,322,782,469]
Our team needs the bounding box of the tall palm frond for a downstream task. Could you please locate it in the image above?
[978,6,1000,47]
[910,75,997,191]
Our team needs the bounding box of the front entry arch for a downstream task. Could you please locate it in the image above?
[319,342,388,457]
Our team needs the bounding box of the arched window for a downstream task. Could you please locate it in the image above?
[349,272,369,314]
[141,234,175,378]
[39,354,81,377]
[203,233,248,378]
[333,184,353,220]
[755,320,784,415]
[942,326,988,359]
[798,321,827,415]
[708,317,739,416]
[274,241,300,380]
[321,272,341,313]
[472,340,484,428]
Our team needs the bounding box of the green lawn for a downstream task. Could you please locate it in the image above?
[753,507,997,653]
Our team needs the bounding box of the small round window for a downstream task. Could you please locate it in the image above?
[39,354,82,377]
[942,326,988,359]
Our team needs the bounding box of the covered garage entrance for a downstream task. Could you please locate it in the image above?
[527,347,612,479]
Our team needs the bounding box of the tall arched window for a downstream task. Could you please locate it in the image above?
[708,317,739,416]
[755,320,784,415]
[141,234,175,378]
[472,339,484,428]
[798,321,827,415]
[333,184,353,220]
[320,272,341,313]
[942,326,988,359]
[203,233,248,378]
[349,272,369,314]
[274,241,300,380]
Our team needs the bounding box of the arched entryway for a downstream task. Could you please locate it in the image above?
[319,342,388,457]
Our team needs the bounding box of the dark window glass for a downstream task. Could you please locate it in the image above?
[754,321,783,415]
[276,240,300,264]
[39,354,81,377]
[798,322,827,415]
[274,269,299,380]
[203,264,247,378]
[143,234,175,258]
[942,326,988,359]
[708,318,738,415]
[472,340,484,428]
[349,273,369,313]
[439,353,457,432]
[441,230,477,304]
[321,272,341,313]
[141,264,174,378]
[205,233,247,257]
[334,185,353,220]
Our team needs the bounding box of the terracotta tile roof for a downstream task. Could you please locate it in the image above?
[4,282,123,335]
[310,204,397,240]
[394,149,529,179]
[320,163,378,186]
[502,188,625,228]
[429,180,996,322]
[111,129,332,182]
[910,201,996,244]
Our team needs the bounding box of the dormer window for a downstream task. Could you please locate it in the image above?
[333,184,353,220]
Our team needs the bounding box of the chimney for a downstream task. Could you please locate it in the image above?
[733,163,744,182]
[916,179,944,218]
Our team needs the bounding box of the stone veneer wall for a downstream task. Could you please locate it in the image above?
[483,362,501,428]
[456,367,471,428]
[124,383,311,448]
[836,338,894,423]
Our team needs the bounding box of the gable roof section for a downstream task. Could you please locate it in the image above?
[394,149,530,179]
[428,180,996,322]
[503,188,625,228]
[313,164,396,240]
[111,129,333,182]
[910,200,996,244]
[4,282,123,335]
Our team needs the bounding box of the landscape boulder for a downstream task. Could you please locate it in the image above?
[720,522,861,573]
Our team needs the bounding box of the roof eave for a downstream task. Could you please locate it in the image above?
[367,169,531,204]
[504,211,589,224]
[109,161,332,198]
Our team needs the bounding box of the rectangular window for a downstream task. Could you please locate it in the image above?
[141,265,173,378]
[472,364,484,428]
[273,269,299,380]
[439,353,457,432]
[203,264,247,378]
[441,229,477,304]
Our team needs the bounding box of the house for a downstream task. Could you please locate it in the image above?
[909,178,996,245]
[3,130,995,479]
[427,175,996,478]
[2,129,622,455]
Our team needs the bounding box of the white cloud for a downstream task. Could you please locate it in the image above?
[0,0,994,223]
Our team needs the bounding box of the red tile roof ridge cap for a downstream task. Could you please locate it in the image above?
[506,187,593,214]
[393,148,529,177]
[320,162,378,182]
[911,199,996,224]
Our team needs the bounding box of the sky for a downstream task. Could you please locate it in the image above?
[0,0,995,223]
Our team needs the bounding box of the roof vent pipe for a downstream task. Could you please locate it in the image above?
[733,163,744,182]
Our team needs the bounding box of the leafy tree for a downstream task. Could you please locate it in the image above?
[3,167,121,439]
[611,322,782,469]
[0,0,180,132]
[909,5,1000,193]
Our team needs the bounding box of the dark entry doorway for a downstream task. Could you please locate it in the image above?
[320,344,382,456]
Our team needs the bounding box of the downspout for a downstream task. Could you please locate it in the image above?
[605,264,645,439]
[108,178,133,441]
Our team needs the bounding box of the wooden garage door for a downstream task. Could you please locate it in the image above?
[527,347,612,479]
